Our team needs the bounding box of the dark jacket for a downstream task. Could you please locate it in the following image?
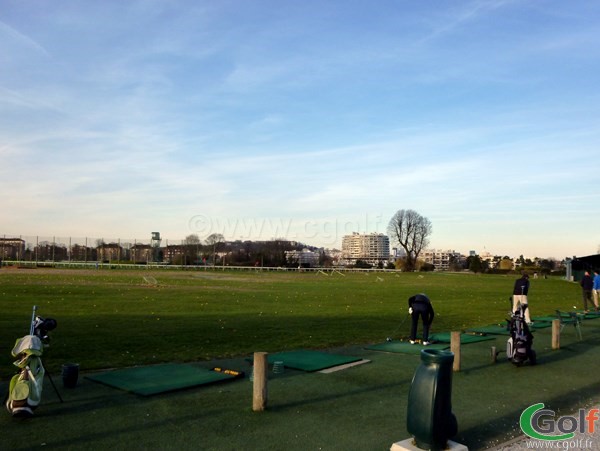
[513,276,529,296]
[408,293,430,308]
[408,294,435,323]
[581,274,594,291]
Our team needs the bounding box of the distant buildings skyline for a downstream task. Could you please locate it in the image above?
[0,232,571,267]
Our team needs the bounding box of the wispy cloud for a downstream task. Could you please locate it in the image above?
[419,0,516,43]
[0,1,599,257]
[0,19,51,57]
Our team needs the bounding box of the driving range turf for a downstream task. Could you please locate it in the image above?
[1,268,599,450]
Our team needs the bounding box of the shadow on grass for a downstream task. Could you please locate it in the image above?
[22,408,226,451]
[457,380,600,449]
[268,376,413,411]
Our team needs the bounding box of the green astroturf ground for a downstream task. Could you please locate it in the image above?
[264,350,363,372]
[86,363,237,396]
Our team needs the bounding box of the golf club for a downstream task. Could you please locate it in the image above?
[386,310,410,341]
[29,304,37,335]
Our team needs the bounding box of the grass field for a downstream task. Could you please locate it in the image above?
[1,267,598,450]
[0,267,582,378]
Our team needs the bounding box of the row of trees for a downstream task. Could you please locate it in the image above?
[6,208,429,268]
[0,234,322,267]
[386,208,563,274]
[179,233,326,267]
[463,254,561,274]
[2,208,567,271]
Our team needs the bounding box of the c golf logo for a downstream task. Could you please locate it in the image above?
[520,403,600,441]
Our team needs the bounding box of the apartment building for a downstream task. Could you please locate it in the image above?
[341,232,390,265]
[422,249,462,271]
[0,238,26,260]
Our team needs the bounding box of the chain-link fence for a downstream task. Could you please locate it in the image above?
[0,234,200,265]
[0,234,402,273]
[0,234,401,272]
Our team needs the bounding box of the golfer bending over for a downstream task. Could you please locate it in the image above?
[408,293,435,345]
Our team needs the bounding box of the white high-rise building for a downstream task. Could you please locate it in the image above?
[341,233,390,265]
[422,249,462,270]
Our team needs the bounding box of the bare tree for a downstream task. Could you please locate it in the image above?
[387,209,432,272]
[205,233,225,265]
[184,234,202,265]
[185,234,201,245]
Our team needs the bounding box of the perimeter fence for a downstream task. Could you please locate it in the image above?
[0,234,195,265]
[0,234,396,273]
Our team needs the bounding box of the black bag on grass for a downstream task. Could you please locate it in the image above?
[506,305,536,366]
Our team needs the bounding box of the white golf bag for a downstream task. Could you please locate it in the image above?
[6,335,46,417]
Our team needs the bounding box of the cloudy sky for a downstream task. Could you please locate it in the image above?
[1,0,599,259]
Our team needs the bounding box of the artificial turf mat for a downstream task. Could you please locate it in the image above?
[365,341,449,354]
[265,350,363,372]
[466,324,510,335]
[86,363,237,396]
[582,311,600,319]
[532,316,559,323]
[553,311,600,321]
[428,332,496,344]
[469,320,552,336]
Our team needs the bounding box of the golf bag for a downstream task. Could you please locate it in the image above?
[506,304,536,366]
[5,307,57,418]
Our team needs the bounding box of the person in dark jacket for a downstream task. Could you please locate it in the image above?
[581,271,596,312]
[408,293,435,345]
[512,272,532,324]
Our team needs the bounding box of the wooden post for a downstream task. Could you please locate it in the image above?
[252,352,268,411]
[491,346,497,363]
[450,331,461,372]
[552,319,560,350]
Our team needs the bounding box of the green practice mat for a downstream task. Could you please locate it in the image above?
[466,324,510,336]
[554,311,594,321]
[365,341,449,355]
[86,364,237,396]
[526,321,552,329]
[468,320,550,336]
[428,333,496,344]
[581,311,600,319]
[266,350,362,372]
[555,312,585,319]
[532,316,558,323]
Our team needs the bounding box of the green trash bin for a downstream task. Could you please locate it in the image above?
[407,349,458,451]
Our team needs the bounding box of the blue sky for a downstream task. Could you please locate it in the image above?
[1,0,599,259]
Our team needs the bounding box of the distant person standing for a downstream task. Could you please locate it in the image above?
[580,271,595,312]
[512,272,532,324]
[593,270,600,311]
[408,293,435,345]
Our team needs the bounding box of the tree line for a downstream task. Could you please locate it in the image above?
[387,208,563,274]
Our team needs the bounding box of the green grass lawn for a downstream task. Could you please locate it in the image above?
[1,267,597,450]
[0,268,582,378]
